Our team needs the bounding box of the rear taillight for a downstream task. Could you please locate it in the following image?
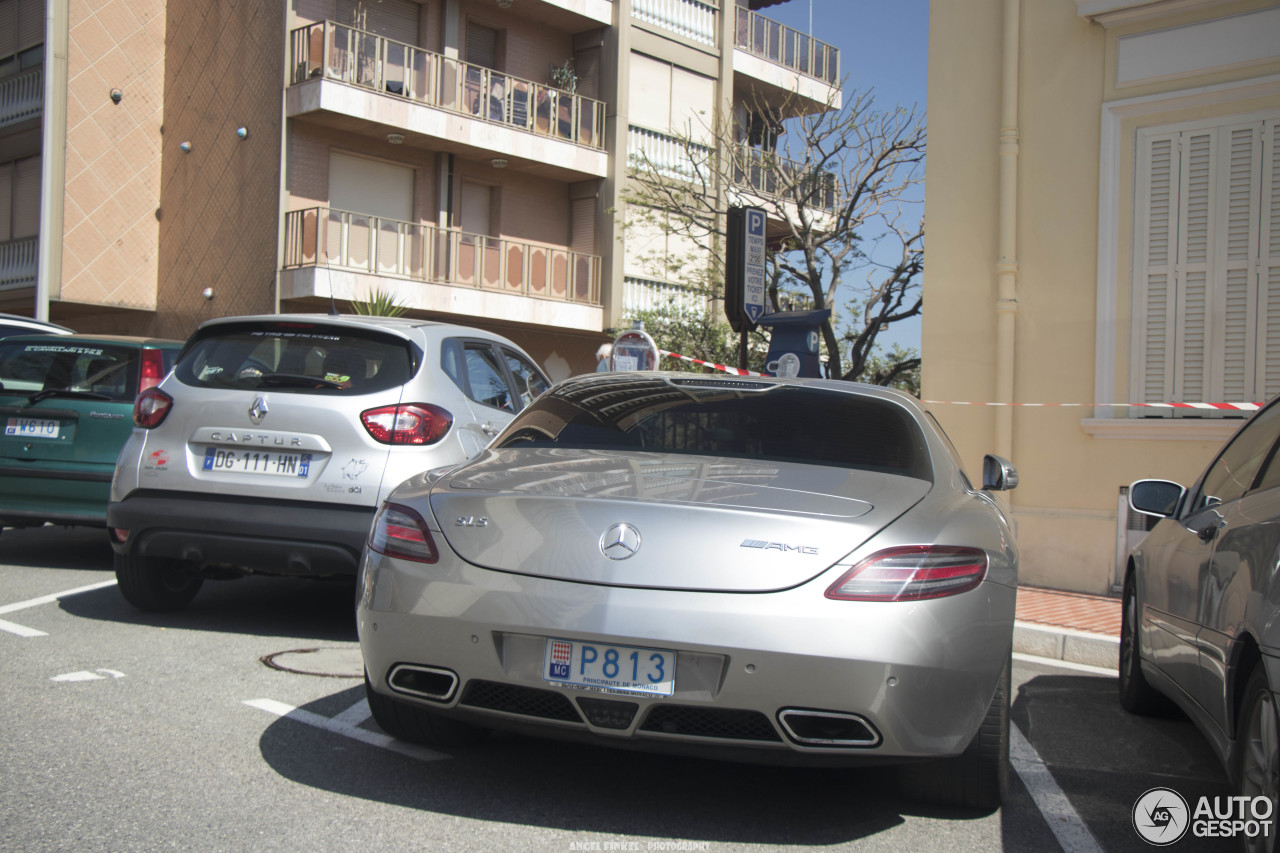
[133,387,173,428]
[824,546,988,602]
[138,348,166,393]
[369,503,439,563]
[361,404,452,445]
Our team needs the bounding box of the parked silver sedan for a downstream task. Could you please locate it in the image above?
[358,373,1019,809]
[1122,396,1280,841]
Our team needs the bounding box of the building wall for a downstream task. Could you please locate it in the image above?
[924,0,1280,594]
[58,0,166,318]
[148,0,285,340]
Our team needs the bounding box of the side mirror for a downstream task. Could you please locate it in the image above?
[1129,479,1185,518]
[983,454,1019,491]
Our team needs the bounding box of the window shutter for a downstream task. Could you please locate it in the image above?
[1135,132,1179,411]
[0,0,15,59]
[574,45,601,100]
[571,196,595,255]
[11,154,38,239]
[336,0,419,44]
[0,162,12,239]
[1174,130,1215,407]
[1261,120,1280,400]
[467,23,498,70]
[328,151,413,222]
[1217,124,1261,403]
[15,0,39,53]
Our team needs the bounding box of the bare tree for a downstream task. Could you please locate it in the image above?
[623,87,925,383]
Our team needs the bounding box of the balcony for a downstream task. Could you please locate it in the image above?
[734,7,838,84]
[730,144,837,214]
[0,68,42,129]
[632,0,718,47]
[0,237,36,291]
[290,22,606,152]
[283,208,601,309]
[628,127,837,215]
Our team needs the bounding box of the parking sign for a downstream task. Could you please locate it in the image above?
[743,208,766,324]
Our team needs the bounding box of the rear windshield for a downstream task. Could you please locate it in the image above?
[495,376,933,481]
[175,323,416,395]
[0,340,143,402]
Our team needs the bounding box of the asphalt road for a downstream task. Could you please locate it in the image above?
[0,526,1239,852]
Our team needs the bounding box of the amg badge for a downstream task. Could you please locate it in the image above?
[741,539,818,555]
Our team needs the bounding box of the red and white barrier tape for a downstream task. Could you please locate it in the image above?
[658,351,1263,411]
[922,401,1263,411]
[660,350,764,376]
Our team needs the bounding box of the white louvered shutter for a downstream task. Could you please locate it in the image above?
[1261,120,1280,401]
[1216,124,1261,404]
[1135,131,1178,411]
[1174,129,1215,408]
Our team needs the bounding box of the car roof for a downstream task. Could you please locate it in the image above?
[580,371,927,411]
[0,333,183,347]
[193,313,522,346]
[0,314,75,335]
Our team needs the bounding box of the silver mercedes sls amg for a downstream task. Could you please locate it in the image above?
[357,373,1019,809]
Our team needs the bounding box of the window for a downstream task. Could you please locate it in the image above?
[1192,403,1280,509]
[1131,113,1280,416]
[503,348,549,409]
[463,342,514,412]
[467,23,499,71]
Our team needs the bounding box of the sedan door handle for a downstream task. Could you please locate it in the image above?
[1198,524,1219,542]
[481,423,500,437]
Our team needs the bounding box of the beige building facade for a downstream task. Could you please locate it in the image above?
[925,0,1280,593]
[1,0,838,379]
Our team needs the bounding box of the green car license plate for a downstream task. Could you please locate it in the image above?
[544,638,675,696]
[5,417,59,439]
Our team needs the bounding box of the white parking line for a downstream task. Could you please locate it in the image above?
[0,579,118,637]
[243,698,450,762]
[1011,724,1104,853]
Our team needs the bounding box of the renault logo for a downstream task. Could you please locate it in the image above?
[600,523,641,560]
[248,396,268,425]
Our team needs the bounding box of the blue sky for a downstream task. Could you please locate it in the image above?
[759,0,929,354]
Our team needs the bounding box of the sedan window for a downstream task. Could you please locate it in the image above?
[1192,403,1280,509]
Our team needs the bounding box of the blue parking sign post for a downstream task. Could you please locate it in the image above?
[743,208,766,325]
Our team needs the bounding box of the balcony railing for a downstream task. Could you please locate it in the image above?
[290,21,606,151]
[632,0,718,47]
[0,68,42,128]
[0,237,37,291]
[731,145,837,213]
[629,127,838,214]
[624,276,706,315]
[735,7,839,85]
[284,208,601,306]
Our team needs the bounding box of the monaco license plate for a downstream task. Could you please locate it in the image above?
[543,638,676,696]
[202,447,312,477]
[5,417,59,439]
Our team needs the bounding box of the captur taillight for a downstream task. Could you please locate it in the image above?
[133,387,173,429]
[369,503,439,563]
[825,546,988,602]
[138,348,166,393]
[360,404,452,445]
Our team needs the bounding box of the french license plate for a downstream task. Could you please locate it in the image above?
[4,417,59,439]
[202,448,312,477]
[543,638,676,696]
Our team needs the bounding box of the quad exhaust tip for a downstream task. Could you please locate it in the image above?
[778,709,881,747]
[387,664,459,702]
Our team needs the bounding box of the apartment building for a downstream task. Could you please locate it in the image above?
[1,0,839,378]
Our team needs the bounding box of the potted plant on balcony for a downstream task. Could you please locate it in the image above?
[549,59,577,94]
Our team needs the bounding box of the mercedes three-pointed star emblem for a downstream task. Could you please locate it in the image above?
[248,396,268,425]
[600,522,641,560]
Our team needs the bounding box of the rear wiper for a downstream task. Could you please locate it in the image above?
[258,372,344,390]
[26,389,113,404]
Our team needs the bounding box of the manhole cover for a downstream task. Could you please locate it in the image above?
[261,647,363,678]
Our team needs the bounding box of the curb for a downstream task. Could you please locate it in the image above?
[1014,621,1119,670]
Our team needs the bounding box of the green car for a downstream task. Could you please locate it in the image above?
[0,334,183,529]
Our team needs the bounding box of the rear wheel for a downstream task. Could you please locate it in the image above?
[903,653,1010,811]
[1119,570,1171,715]
[365,675,490,748]
[114,552,203,612]
[1236,667,1279,853]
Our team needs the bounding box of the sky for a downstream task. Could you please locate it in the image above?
[755,0,929,353]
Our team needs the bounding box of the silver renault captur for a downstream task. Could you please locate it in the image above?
[358,372,1020,810]
[107,314,549,612]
